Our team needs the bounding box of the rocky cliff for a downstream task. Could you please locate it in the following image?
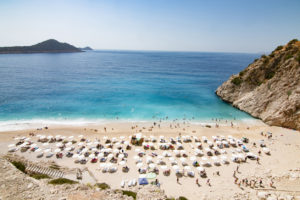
[216,39,300,130]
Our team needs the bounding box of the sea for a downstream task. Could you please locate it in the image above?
[0,50,259,131]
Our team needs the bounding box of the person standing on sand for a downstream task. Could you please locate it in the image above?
[236,165,240,173]
[257,157,260,164]
[177,177,179,183]
[207,179,211,186]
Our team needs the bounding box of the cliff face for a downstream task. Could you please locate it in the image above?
[216,39,300,130]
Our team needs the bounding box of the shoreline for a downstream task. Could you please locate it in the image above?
[0,117,263,132]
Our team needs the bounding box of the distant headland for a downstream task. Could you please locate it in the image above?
[0,39,92,54]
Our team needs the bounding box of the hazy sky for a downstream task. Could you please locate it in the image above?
[0,0,300,53]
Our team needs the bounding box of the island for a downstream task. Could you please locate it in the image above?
[80,46,93,51]
[0,39,83,54]
[216,39,300,130]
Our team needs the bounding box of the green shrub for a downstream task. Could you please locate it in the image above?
[239,71,245,76]
[265,71,275,79]
[285,54,293,60]
[95,182,110,190]
[30,173,50,180]
[261,54,267,59]
[287,90,292,96]
[254,58,259,62]
[166,198,176,200]
[288,39,298,45]
[11,161,26,173]
[231,77,242,86]
[178,197,188,200]
[48,178,78,185]
[275,45,283,51]
[296,52,300,64]
[122,190,137,200]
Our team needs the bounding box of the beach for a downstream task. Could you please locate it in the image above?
[1,120,300,199]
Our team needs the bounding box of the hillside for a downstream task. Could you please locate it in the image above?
[0,39,82,54]
[216,39,300,130]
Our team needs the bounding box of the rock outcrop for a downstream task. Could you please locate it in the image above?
[216,39,300,130]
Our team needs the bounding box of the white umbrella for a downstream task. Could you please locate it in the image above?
[149,163,156,169]
[169,157,175,161]
[47,136,53,139]
[44,149,51,153]
[56,143,63,147]
[119,160,126,165]
[55,135,61,138]
[73,154,79,158]
[35,148,42,152]
[54,148,61,153]
[65,147,71,151]
[133,155,139,160]
[136,163,143,168]
[42,143,49,146]
[14,137,20,140]
[201,157,208,161]
[107,154,113,158]
[78,135,83,138]
[135,148,141,152]
[172,165,179,170]
[211,156,218,161]
[184,166,191,170]
[161,165,167,170]
[68,136,74,139]
[61,136,66,140]
[190,156,196,161]
[89,154,95,158]
[180,157,186,162]
[82,148,87,153]
[118,154,124,159]
[78,142,84,146]
[8,144,16,148]
[66,142,72,146]
[197,167,204,171]
[103,136,108,140]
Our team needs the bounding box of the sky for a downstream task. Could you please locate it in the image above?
[0,0,300,53]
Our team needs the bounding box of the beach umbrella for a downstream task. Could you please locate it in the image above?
[44,149,51,153]
[87,142,93,146]
[99,163,106,168]
[133,155,140,160]
[160,165,167,170]
[40,135,46,139]
[135,148,141,152]
[56,143,63,147]
[119,161,126,165]
[190,156,196,161]
[82,148,87,153]
[89,154,95,158]
[78,155,85,160]
[55,135,61,138]
[113,149,119,153]
[78,135,83,138]
[35,148,42,152]
[120,136,125,140]
[65,147,71,151]
[68,136,74,139]
[54,148,61,153]
[124,141,129,145]
[66,142,72,146]
[78,142,84,146]
[107,154,113,158]
[201,157,208,161]
[94,141,100,145]
[14,137,20,140]
[180,150,186,154]
[61,136,66,140]
[91,147,97,152]
[184,166,191,170]
[169,157,175,161]
[103,136,108,140]
[8,144,16,148]
[73,154,79,158]
[118,154,124,159]
[197,167,204,171]
[157,155,163,160]
[42,143,49,146]
[136,163,143,168]
[172,165,179,170]
[149,163,156,169]
[30,143,37,148]
[211,156,218,161]
[47,136,53,139]
[180,157,186,162]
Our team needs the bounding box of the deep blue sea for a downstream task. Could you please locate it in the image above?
[0,50,259,128]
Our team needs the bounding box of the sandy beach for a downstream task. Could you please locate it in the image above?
[0,120,300,200]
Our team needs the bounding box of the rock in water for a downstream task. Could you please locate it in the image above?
[216,39,300,130]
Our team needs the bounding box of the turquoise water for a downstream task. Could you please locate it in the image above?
[0,50,258,123]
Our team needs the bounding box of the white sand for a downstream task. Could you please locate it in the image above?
[0,120,300,199]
